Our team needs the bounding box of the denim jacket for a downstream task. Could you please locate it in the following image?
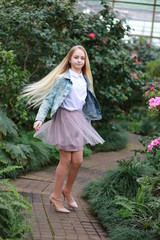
[35,70,102,123]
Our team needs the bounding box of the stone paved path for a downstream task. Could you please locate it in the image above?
[12,133,143,240]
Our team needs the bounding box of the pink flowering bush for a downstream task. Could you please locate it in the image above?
[147,136,160,151]
[149,97,160,109]
[146,136,160,170]
[144,81,160,116]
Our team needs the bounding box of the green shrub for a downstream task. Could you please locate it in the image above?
[0,108,58,178]
[0,46,34,127]
[83,145,93,157]
[127,121,142,134]
[146,60,160,78]
[82,157,159,239]
[0,166,33,239]
[93,123,128,152]
[114,184,160,236]
[109,226,156,240]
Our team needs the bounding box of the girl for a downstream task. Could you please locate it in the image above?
[23,45,104,213]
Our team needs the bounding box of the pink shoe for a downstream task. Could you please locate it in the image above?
[49,194,70,213]
[62,190,78,209]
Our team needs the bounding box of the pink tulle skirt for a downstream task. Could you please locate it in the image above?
[34,107,104,151]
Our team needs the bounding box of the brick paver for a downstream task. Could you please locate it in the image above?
[11,133,143,240]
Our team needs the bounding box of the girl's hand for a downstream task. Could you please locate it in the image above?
[33,120,42,131]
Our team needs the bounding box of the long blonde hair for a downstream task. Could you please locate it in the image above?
[22,45,93,107]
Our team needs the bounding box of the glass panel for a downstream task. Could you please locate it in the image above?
[128,20,152,36]
[114,0,154,4]
[114,3,153,21]
[152,38,160,46]
[153,6,160,37]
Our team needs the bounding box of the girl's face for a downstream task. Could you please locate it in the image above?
[69,49,85,73]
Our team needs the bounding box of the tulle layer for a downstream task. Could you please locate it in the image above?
[34,107,104,151]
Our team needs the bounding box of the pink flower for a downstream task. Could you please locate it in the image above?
[149,97,160,108]
[130,73,132,77]
[121,23,123,27]
[145,90,149,95]
[132,53,137,58]
[89,32,95,39]
[109,6,113,10]
[148,144,153,151]
[147,42,151,47]
[159,83,160,87]
[95,45,97,48]
[103,40,106,44]
[28,101,31,106]
[151,86,154,91]
[133,73,137,78]
[48,6,51,9]
[151,139,159,146]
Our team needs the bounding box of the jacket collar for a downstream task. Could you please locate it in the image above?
[63,70,93,94]
[63,70,88,83]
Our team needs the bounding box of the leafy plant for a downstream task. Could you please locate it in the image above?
[109,226,156,240]
[146,60,160,78]
[0,166,33,239]
[0,107,58,178]
[0,46,34,126]
[82,156,159,239]
[114,184,160,235]
[93,123,128,152]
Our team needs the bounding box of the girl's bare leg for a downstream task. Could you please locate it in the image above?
[63,150,83,194]
[51,150,71,209]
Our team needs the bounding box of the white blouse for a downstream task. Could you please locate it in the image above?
[60,69,87,110]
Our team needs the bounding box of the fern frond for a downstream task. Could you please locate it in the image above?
[0,149,11,165]
[1,142,32,162]
[0,108,18,136]
[0,166,22,177]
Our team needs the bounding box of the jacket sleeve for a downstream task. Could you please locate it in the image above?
[35,77,59,123]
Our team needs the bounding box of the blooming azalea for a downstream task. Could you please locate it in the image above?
[145,90,150,95]
[148,144,153,151]
[149,97,160,108]
[151,139,159,146]
[151,86,154,91]
[148,136,160,151]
